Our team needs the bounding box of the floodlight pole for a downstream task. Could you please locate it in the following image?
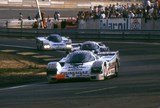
[35,0,44,28]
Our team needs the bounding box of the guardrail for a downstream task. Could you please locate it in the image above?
[0,28,160,40]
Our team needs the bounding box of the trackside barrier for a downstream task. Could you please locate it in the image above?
[6,19,36,28]
[0,28,160,40]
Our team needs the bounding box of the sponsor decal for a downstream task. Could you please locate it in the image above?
[108,18,129,30]
[99,18,141,30]
[56,74,65,79]
[100,18,129,30]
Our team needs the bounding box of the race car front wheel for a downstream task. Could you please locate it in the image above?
[36,41,43,50]
[47,75,57,83]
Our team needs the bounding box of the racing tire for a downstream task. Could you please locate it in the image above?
[103,75,108,80]
[114,62,119,77]
[104,75,109,80]
[47,76,57,84]
[105,73,112,80]
[103,72,108,80]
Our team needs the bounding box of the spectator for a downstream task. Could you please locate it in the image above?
[100,11,106,19]
[35,12,39,20]
[33,21,38,28]
[54,11,60,20]
[19,12,23,20]
[146,0,151,14]
[76,2,160,20]
[46,16,52,29]
[47,19,53,29]
[128,11,135,18]
[28,16,32,20]
[158,0,160,9]
[61,19,66,29]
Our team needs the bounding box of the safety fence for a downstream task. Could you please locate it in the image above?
[0,28,160,40]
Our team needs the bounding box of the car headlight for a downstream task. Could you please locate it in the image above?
[44,44,51,49]
[66,44,72,48]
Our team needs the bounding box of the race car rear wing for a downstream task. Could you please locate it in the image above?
[98,51,120,66]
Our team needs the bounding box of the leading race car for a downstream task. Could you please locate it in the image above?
[47,50,120,83]
[36,34,72,53]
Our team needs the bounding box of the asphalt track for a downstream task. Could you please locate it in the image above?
[0,7,89,19]
[0,38,160,108]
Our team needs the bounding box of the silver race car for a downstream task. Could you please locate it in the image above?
[36,34,72,53]
[47,50,120,83]
[73,41,110,54]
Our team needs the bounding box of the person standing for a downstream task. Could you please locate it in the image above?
[158,0,160,9]
[47,19,53,29]
[19,12,23,20]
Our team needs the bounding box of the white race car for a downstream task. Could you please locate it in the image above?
[47,50,120,83]
[36,34,72,53]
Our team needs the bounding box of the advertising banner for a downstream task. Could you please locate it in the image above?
[107,18,129,30]
[99,18,141,30]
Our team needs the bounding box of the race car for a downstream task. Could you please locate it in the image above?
[73,41,110,54]
[36,34,72,53]
[46,50,120,83]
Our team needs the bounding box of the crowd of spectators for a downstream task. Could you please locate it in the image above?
[32,11,77,29]
[77,0,160,21]
[23,0,160,29]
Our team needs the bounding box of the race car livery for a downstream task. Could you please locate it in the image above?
[47,50,120,83]
[36,34,72,53]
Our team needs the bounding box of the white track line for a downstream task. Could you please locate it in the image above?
[0,84,35,91]
[0,44,36,49]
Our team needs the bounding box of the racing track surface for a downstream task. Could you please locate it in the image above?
[0,7,88,19]
[0,38,160,108]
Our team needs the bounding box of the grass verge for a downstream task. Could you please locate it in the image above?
[0,52,47,88]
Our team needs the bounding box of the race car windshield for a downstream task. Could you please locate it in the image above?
[80,43,98,51]
[66,52,95,63]
[47,35,62,42]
